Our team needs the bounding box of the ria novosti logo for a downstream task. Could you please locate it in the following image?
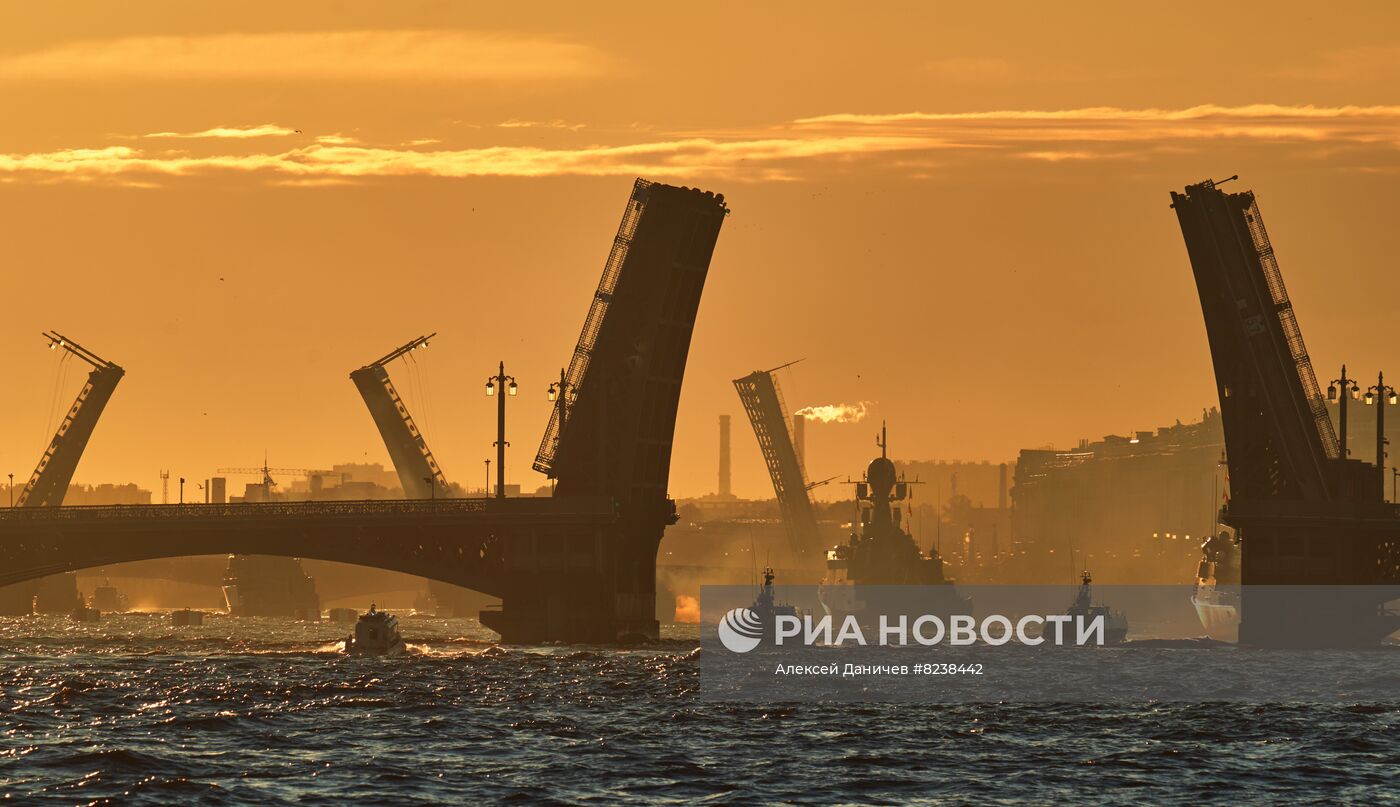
[717,607,764,653]
[715,609,1114,652]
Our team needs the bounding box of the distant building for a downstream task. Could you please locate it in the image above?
[892,460,1012,511]
[1010,408,1224,582]
[62,483,152,506]
[678,494,780,522]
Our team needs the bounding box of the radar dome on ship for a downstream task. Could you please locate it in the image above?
[866,456,896,497]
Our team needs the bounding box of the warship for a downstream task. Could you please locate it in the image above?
[1191,530,1240,642]
[819,424,970,622]
[91,579,128,613]
[221,554,321,619]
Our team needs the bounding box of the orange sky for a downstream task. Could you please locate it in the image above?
[3,3,1400,502]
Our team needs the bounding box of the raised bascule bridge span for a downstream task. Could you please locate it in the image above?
[1172,177,1400,646]
[0,179,729,643]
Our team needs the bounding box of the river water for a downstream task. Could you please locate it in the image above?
[2,614,1397,804]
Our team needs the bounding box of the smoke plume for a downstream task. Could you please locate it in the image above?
[794,401,870,424]
[673,595,700,624]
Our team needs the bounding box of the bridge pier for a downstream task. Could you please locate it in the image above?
[1229,501,1400,646]
[480,513,664,643]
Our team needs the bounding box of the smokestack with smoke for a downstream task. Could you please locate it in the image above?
[792,414,806,475]
[793,401,871,424]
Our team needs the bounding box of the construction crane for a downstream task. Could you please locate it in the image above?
[734,361,822,556]
[350,333,448,499]
[18,331,125,507]
[216,463,338,489]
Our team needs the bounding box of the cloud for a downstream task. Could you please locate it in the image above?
[498,119,587,131]
[144,125,297,139]
[794,104,1400,126]
[0,30,608,82]
[791,104,1400,148]
[4,104,1400,185]
[0,136,945,183]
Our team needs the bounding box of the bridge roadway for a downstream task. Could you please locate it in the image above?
[0,497,621,638]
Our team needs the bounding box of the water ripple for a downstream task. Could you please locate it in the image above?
[2,614,1398,804]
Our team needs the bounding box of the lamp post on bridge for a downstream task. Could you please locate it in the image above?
[1363,371,1398,496]
[547,367,573,448]
[485,361,516,499]
[1327,365,1361,457]
[484,459,490,498]
[7,473,12,508]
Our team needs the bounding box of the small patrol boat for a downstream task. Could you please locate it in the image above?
[170,609,205,627]
[70,596,100,623]
[343,603,407,657]
[327,607,358,624]
[1064,571,1128,645]
[751,567,801,633]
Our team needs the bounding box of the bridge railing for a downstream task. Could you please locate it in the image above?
[0,496,615,523]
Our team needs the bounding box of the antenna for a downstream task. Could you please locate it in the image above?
[362,333,437,369]
[764,358,805,374]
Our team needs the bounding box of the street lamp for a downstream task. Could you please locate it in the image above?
[1327,364,1361,457]
[486,361,516,499]
[484,459,491,498]
[1364,371,1398,493]
[7,473,12,508]
[547,367,574,444]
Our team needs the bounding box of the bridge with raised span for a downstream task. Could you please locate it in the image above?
[1172,177,1400,646]
[0,179,729,643]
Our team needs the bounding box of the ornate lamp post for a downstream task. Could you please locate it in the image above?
[547,367,573,445]
[485,361,517,498]
[1363,371,1398,494]
[1327,365,1361,457]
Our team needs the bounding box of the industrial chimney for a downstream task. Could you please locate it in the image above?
[792,414,807,476]
[718,414,732,497]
